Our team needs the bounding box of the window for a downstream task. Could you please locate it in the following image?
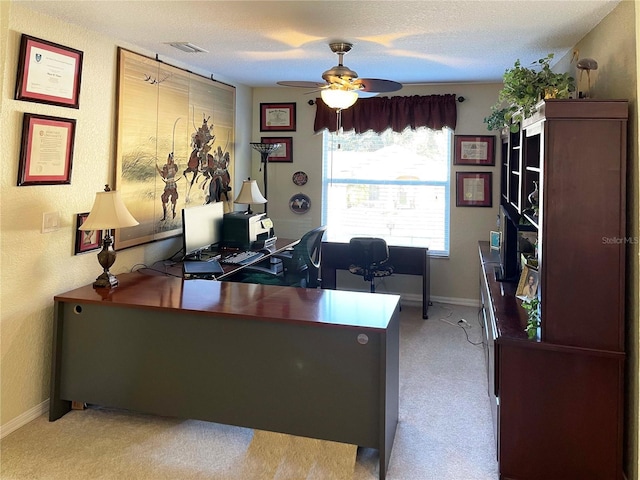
[322,127,451,256]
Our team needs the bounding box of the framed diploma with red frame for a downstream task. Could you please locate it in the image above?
[17,113,76,186]
[15,34,83,108]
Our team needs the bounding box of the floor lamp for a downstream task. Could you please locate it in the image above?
[250,142,281,215]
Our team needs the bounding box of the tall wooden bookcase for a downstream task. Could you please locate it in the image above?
[479,99,628,479]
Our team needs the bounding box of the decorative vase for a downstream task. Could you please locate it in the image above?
[528,181,539,207]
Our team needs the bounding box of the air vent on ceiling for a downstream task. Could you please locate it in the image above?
[167,42,208,54]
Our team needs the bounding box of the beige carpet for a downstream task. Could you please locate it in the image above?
[0,303,499,480]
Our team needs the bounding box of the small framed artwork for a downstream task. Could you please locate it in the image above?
[260,102,296,131]
[75,212,103,255]
[261,136,293,162]
[456,172,492,207]
[15,34,83,108]
[516,265,539,300]
[454,135,495,166]
[18,113,76,186]
[490,231,501,250]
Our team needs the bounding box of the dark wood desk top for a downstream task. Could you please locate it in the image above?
[478,241,529,341]
[55,272,400,331]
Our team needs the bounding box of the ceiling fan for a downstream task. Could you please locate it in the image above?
[277,42,403,110]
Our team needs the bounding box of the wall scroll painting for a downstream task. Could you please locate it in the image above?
[115,48,236,249]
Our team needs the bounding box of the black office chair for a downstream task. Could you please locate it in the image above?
[348,237,394,293]
[234,226,327,288]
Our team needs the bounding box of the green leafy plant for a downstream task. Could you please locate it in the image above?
[522,296,540,340]
[483,104,518,133]
[484,54,575,132]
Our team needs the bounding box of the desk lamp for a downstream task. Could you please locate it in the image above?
[250,142,281,214]
[234,178,267,215]
[79,185,138,288]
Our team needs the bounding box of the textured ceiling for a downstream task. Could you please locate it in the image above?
[16,0,621,88]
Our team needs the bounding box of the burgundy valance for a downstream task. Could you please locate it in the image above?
[314,94,457,134]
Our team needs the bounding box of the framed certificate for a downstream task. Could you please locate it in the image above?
[17,113,76,186]
[15,34,83,108]
[260,103,296,131]
[456,172,492,207]
[261,136,293,162]
[454,135,495,165]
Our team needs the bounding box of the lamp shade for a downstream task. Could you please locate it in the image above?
[234,179,267,205]
[79,188,139,231]
[321,88,359,110]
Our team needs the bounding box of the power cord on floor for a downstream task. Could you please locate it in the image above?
[434,302,483,346]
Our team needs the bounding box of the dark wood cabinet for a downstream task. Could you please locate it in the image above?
[480,99,628,480]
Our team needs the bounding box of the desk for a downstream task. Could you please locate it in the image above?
[321,242,430,319]
[50,273,400,480]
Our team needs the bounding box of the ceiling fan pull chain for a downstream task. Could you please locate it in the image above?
[335,110,343,149]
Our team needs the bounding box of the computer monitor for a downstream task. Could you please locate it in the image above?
[181,202,224,259]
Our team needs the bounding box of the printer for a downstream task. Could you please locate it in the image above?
[222,212,275,250]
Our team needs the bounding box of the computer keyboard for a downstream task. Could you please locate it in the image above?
[220,250,265,265]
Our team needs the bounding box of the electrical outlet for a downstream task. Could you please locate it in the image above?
[42,211,60,233]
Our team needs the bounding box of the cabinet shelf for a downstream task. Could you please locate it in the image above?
[522,212,539,228]
[492,99,628,480]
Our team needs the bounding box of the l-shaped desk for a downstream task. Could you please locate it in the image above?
[50,272,400,479]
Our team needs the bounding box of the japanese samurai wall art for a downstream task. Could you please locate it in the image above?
[115,48,236,249]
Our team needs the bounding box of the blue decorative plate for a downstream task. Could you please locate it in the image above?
[289,193,311,214]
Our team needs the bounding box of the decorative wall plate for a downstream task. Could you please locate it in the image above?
[292,171,308,186]
[289,193,311,214]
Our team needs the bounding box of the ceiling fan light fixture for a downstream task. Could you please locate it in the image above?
[321,88,359,110]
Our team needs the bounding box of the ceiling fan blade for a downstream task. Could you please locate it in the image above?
[277,81,326,89]
[355,78,403,93]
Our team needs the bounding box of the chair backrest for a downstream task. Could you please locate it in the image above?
[349,237,389,267]
[287,225,327,288]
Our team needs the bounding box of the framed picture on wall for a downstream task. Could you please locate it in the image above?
[17,113,76,186]
[456,172,492,207]
[15,34,83,108]
[75,212,103,254]
[261,136,293,162]
[260,103,296,131]
[454,135,495,165]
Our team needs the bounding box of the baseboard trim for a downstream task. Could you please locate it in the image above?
[429,295,480,308]
[397,293,480,309]
[0,399,49,439]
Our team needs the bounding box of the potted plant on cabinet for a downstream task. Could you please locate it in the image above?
[484,53,575,132]
[522,296,540,340]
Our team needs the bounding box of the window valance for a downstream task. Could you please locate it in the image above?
[313,94,457,134]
